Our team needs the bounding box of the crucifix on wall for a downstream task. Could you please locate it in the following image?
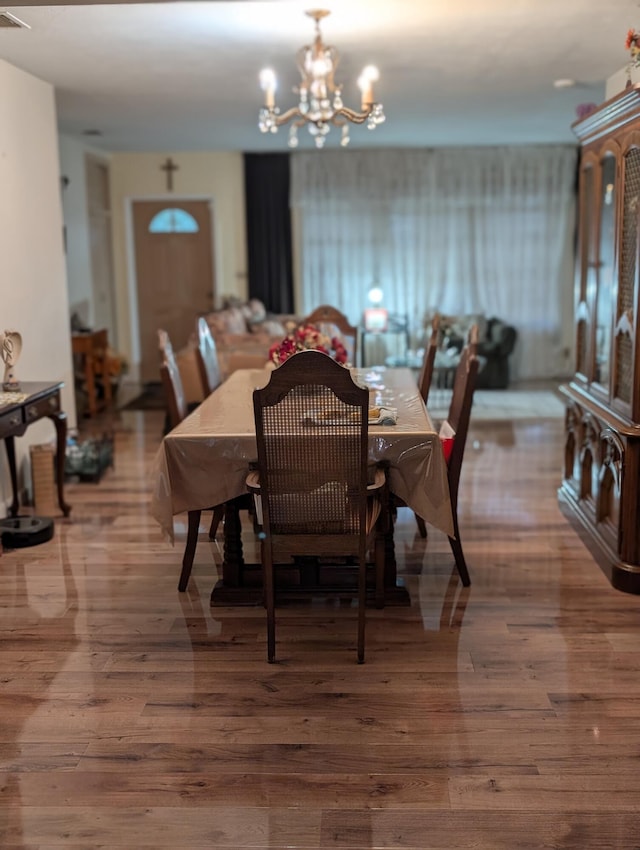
[160,157,179,191]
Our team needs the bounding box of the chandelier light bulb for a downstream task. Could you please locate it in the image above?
[257,9,385,148]
[361,65,380,83]
[259,68,277,108]
[312,57,330,77]
[357,65,379,108]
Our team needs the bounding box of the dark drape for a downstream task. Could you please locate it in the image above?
[244,153,294,314]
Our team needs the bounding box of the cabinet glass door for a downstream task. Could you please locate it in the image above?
[594,154,617,390]
[576,164,595,378]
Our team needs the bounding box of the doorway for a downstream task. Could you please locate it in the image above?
[86,156,116,343]
[132,199,215,384]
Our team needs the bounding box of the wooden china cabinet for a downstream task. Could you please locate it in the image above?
[559,85,640,593]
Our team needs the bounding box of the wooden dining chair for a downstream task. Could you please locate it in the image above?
[158,328,224,590]
[194,316,222,397]
[410,324,478,544]
[248,349,386,663]
[417,314,441,405]
[410,314,442,538]
[439,325,479,587]
[304,305,359,367]
[158,329,188,430]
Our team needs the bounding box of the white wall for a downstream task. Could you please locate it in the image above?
[0,60,75,509]
[109,151,247,376]
[606,66,633,100]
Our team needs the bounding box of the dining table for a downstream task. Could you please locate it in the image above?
[151,366,454,605]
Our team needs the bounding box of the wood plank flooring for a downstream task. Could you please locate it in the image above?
[2,406,640,848]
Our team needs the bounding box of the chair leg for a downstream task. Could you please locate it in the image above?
[357,553,367,664]
[178,510,201,592]
[263,542,276,663]
[208,504,225,539]
[374,532,386,609]
[448,511,471,587]
[414,512,427,538]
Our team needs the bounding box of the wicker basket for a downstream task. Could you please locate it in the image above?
[30,443,56,516]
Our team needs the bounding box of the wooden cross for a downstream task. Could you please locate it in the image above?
[160,157,179,191]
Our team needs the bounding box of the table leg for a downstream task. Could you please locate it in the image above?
[4,436,20,517]
[221,497,244,586]
[46,410,71,517]
[378,461,399,590]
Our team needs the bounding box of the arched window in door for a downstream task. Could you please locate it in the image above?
[148,208,199,233]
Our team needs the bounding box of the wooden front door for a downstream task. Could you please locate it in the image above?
[133,200,214,383]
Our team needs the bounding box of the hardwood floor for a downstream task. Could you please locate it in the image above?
[2,407,640,848]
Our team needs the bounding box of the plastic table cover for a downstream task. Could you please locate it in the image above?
[150,367,454,541]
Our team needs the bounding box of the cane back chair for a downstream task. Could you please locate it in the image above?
[249,350,385,663]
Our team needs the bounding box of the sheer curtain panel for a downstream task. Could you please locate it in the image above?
[291,146,577,380]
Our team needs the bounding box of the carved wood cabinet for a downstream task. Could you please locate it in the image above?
[559,86,640,593]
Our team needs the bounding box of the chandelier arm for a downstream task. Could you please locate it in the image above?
[296,45,310,78]
[268,105,377,128]
[332,106,374,125]
[271,107,308,126]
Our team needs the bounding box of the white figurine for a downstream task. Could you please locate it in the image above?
[0,330,22,391]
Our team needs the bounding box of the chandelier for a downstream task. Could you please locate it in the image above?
[258,9,385,149]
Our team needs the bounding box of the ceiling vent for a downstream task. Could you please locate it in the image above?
[0,12,30,28]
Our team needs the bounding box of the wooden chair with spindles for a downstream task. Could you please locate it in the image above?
[158,328,224,590]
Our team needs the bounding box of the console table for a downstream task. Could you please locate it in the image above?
[0,382,71,518]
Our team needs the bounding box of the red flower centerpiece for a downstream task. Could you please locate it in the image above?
[268,323,349,366]
[627,28,640,67]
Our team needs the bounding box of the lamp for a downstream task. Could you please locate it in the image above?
[367,286,384,306]
[258,9,385,149]
[364,286,387,332]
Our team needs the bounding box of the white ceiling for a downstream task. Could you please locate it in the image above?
[0,0,637,152]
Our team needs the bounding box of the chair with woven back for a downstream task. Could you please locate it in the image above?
[248,349,386,663]
[194,316,223,398]
[303,305,359,367]
[158,328,224,590]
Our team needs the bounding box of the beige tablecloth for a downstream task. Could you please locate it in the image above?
[150,367,454,540]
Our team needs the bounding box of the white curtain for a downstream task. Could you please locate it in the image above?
[290,146,577,380]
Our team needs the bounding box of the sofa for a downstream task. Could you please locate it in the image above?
[176,298,296,402]
[440,314,518,389]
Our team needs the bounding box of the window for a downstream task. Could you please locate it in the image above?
[148,208,199,233]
